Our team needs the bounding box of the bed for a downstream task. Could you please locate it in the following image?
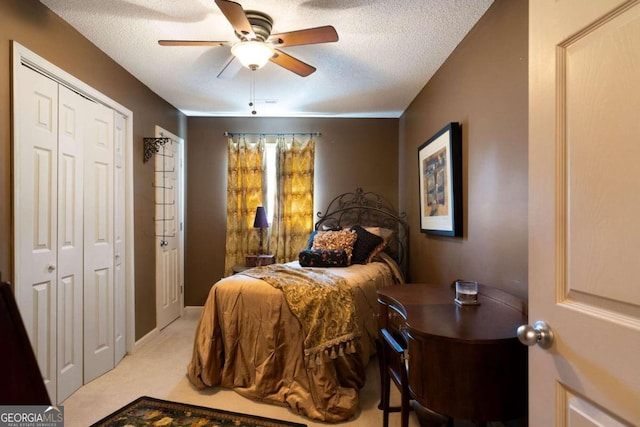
[187,188,408,422]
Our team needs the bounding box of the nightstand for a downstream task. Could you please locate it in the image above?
[232,255,275,275]
[245,254,275,267]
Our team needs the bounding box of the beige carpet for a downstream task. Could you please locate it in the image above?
[61,307,424,427]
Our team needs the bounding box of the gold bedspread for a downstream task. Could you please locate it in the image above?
[187,260,400,422]
[241,264,359,365]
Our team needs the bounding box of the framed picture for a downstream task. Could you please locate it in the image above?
[418,122,462,236]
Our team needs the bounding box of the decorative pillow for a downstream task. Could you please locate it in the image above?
[311,229,357,263]
[364,226,395,244]
[350,225,384,264]
[299,249,349,267]
[305,230,319,249]
[306,225,345,249]
[366,240,388,263]
[364,226,395,261]
[373,251,405,283]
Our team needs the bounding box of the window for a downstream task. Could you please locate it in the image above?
[264,141,277,225]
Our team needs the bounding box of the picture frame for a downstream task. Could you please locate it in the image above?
[418,122,462,236]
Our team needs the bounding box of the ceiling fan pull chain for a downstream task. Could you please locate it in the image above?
[250,70,257,115]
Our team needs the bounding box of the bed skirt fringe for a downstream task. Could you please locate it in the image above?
[305,334,359,366]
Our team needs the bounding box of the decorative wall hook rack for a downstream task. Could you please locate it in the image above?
[143,137,171,163]
[147,134,177,246]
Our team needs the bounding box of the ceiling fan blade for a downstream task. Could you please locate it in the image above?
[215,0,255,40]
[268,26,339,48]
[217,55,243,79]
[270,49,316,77]
[158,40,227,47]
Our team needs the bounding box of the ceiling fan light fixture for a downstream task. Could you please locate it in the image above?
[231,41,274,70]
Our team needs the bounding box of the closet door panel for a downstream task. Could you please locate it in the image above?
[15,66,59,402]
[56,86,85,402]
[114,113,126,362]
[83,101,115,383]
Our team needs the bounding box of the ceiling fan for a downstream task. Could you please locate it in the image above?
[158,0,339,78]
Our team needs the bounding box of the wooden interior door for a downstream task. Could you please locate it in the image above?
[529,0,640,424]
[155,127,183,330]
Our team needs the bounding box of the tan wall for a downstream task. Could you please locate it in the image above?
[186,117,398,305]
[0,0,187,339]
[399,0,528,299]
[2,0,524,336]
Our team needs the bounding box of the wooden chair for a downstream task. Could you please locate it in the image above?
[379,327,453,427]
[379,327,411,427]
[0,281,51,404]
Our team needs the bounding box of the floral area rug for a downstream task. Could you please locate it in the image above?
[90,396,307,427]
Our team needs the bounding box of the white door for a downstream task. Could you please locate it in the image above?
[13,42,134,401]
[529,0,640,425]
[113,113,126,363]
[56,85,85,402]
[83,100,115,383]
[155,128,183,330]
[14,66,59,402]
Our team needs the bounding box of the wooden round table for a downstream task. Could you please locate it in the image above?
[377,283,528,423]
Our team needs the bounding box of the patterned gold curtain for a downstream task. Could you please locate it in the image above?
[224,136,265,276]
[269,136,315,263]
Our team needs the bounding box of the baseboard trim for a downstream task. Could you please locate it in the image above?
[133,327,159,353]
[183,305,203,315]
[132,308,202,354]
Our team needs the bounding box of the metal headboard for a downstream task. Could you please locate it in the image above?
[314,188,409,277]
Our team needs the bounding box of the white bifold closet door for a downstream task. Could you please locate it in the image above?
[82,100,115,383]
[114,113,127,364]
[16,66,85,402]
[15,65,121,403]
[56,82,86,401]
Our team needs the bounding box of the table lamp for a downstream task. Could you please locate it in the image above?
[253,206,269,255]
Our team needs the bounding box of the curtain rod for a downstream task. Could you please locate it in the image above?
[224,132,321,137]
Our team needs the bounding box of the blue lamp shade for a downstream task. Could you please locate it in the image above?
[253,206,269,228]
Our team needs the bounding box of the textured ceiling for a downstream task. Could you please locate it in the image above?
[39,0,493,118]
